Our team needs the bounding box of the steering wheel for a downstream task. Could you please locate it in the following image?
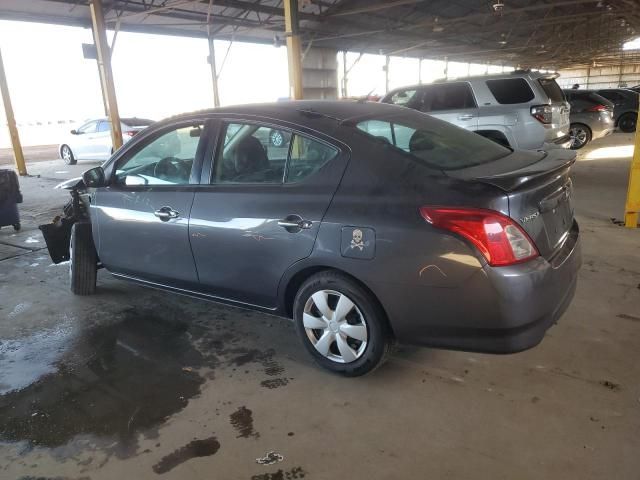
[153,157,183,182]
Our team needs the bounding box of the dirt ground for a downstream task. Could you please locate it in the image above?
[0,132,638,480]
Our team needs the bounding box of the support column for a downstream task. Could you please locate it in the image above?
[89,0,123,150]
[208,36,221,107]
[384,56,390,93]
[0,48,27,176]
[283,0,303,100]
[624,109,640,227]
[342,51,348,98]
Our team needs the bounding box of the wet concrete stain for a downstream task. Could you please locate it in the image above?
[17,477,91,480]
[152,436,220,474]
[251,467,306,480]
[230,406,259,438]
[260,378,289,389]
[616,313,640,322]
[228,348,284,377]
[0,307,208,456]
[599,380,622,392]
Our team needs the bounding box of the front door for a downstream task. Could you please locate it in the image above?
[92,120,209,288]
[189,120,348,308]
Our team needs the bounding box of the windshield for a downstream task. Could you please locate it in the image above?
[355,113,511,171]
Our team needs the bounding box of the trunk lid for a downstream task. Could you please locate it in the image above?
[446,148,576,259]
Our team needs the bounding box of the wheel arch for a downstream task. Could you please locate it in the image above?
[280,264,395,337]
[474,129,511,148]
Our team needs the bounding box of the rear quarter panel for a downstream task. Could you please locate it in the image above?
[280,127,511,336]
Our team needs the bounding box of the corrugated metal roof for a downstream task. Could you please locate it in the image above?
[1,0,639,69]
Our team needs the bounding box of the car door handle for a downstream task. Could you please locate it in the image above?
[154,206,180,221]
[458,114,475,120]
[278,215,312,230]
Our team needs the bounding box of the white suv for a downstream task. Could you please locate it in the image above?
[381,71,571,150]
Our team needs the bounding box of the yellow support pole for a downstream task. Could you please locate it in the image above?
[0,48,27,176]
[283,0,304,100]
[624,109,640,228]
[89,0,123,151]
[208,35,221,108]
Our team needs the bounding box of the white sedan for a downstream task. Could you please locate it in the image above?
[59,117,154,164]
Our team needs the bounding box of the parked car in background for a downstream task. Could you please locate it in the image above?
[41,101,580,376]
[563,90,614,149]
[59,117,155,164]
[594,88,639,133]
[381,70,571,151]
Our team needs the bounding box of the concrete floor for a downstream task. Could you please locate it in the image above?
[1,133,639,479]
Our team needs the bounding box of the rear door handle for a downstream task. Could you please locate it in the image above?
[458,114,474,120]
[278,215,312,231]
[154,206,180,221]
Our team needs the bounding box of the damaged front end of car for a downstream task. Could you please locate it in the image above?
[38,177,90,264]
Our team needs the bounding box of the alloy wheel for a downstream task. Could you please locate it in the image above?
[62,146,72,162]
[303,290,368,363]
[569,126,588,149]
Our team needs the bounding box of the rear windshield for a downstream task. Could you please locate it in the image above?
[486,78,535,104]
[355,113,511,171]
[122,118,155,127]
[538,78,565,102]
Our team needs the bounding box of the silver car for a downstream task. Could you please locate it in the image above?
[59,118,154,164]
[382,71,571,151]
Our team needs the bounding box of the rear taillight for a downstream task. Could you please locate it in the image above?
[124,130,136,137]
[420,207,539,267]
[530,105,553,124]
[587,104,609,112]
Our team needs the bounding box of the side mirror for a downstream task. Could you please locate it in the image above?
[70,129,78,135]
[82,166,106,188]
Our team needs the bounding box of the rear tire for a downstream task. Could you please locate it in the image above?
[70,223,97,295]
[293,271,392,376]
[61,145,76,165]
[569,123,591,150]
[13,223,20,231]
[618,113,637,133]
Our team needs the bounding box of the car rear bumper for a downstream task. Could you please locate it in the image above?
[543,133,572,150]
[376,221,581,353]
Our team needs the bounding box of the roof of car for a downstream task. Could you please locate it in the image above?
[169,100,406,125]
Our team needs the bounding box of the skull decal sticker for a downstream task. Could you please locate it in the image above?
[341,226,375,259]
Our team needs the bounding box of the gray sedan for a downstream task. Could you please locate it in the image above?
[563,90,615,149]
[41,101,581,376]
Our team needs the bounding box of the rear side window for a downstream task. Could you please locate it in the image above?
[356,114,510,171]
[486,78,535,104]
[97,121,110,132]
[286,135,338,183]
[422,83,476,112]
[538,78,565,102]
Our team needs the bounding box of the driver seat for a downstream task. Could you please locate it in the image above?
[233,136,269,176]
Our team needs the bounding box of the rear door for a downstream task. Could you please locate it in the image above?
[73,120,99,159]
[92,120,209,288]
[189,119,349,308]
[420,83,479,131]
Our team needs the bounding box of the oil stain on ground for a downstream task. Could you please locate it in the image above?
[230,406,259,438]
[251,467,307,480]
[152,436,220,474]
[0,307,209,457]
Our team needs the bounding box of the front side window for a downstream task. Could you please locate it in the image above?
[77,121,98,134]
[486,78,535,104]
[388,89,418,107]
[356,112,510,171]
[422,83,476,112]
[114,123,204,185]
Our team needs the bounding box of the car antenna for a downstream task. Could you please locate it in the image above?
[356,89,375,103]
